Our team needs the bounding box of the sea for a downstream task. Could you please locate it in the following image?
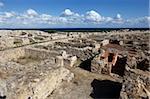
[0,28,149,32]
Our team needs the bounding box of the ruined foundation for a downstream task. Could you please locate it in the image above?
[0,30,149,99]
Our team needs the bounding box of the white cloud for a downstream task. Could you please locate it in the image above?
[60,9,80,17]
[0,8,149,28]
[85,10,103,23]
[0,11,16,24]
[104,17,113,22]
[111,13,124,24]
[59,9,82,24]
[126,16,150,26]
[0,2,4,7]
[26,9,38,18]
[40,14,52,21]
[116,14,121,19]
[61,9,74,16]
[59,17,68,23]
[4,12,16,18]
[138,16,150,23]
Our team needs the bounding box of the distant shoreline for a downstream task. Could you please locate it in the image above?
[0,28,149,32]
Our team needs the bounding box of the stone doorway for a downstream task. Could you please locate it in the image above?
[111,57,127,76]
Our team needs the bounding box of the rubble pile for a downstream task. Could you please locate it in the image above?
[120,67,150,99]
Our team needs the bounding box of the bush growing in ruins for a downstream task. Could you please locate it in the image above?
[28,33,33,37]
[13,39,23,46]
[29,38,36,44]
[21,32,27,36]
[34,36,44,41]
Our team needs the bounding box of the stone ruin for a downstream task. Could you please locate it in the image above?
[0,30,149,99]
[0,30,76,99]
[91,39,127,76]
[90,32,150,98]
[0,46,74,99]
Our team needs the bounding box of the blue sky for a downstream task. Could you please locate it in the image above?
[0,0,149,28]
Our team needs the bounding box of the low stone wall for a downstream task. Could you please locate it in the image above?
[24,48,59,60]
[16,67,72,99]
[0,48,25,63]
[0,67,73,99]
[0,47,60,63]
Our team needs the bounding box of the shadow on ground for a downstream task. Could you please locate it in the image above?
[90,79,122,99]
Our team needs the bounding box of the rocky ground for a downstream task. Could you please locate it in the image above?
[0,30,149,99]
[48,67,121,99]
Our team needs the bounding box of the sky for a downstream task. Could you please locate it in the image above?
[0,0,149,28]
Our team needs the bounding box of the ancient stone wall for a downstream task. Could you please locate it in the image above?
[24,48,59,60]
[0,48,25,63]
[0,67,73,99]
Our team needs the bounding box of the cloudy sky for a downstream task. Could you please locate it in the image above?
[0,0,149,28]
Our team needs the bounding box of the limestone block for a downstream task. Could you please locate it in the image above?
[62,51,68,58]
[101,39,109,46]
[56,56,64,67]
[70,56,77,67]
